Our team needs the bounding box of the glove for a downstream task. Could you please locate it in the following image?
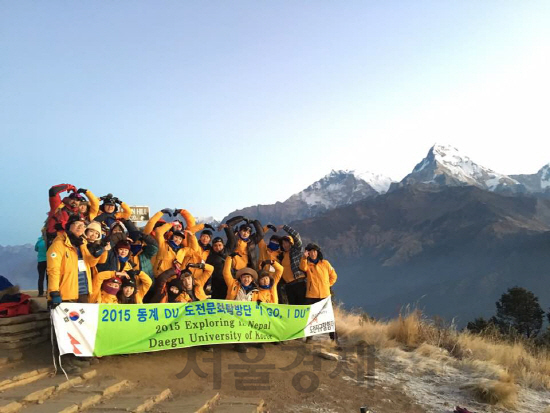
[242,217,251,224]
[260,260,273,268]
[267,224,277,232]
[77,188,88,194]
[161,208,173,217]
[204,223,215,231]
[126,270,139,278]
[187,263,205,270]
[112,197,121,204]
[67,184,77,193]
[256,300,262,305]
[229,252,241,258]
[50,291,62,308]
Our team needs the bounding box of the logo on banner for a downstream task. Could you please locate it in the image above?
[62,307,87,325]
[67,333,82,355]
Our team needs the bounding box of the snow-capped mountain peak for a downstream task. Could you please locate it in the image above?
[354,170,393,194]
[540,164,550,189]
[286,169,394,210]
[403,143,521,191]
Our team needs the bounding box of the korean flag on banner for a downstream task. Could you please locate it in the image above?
[52,304,99,357]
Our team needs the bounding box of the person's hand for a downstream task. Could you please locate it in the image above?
[229,252,241,258]
[204,223,215,231]
[267,224,277,232]
[112,197,122,205]
[217,223,228,231]
[277,225,285,231]
[104,243,112,251]
[116,271,129,278]
[127,270,139,278]
[184,230,193,235]
[77,188,88,194]
[161,208,173,216]
[242,217,251,224]
[50,292,62,308]
[261,260,274,268]
[187,263,205,270]
[67,184,77,193]
[303,250,309,258]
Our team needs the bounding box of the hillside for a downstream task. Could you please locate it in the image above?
[292,185,550,324]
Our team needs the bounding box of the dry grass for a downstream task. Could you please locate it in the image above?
[464,373,518,408]
[335,306,550,392]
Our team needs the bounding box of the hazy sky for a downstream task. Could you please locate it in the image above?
[1,1,549,245]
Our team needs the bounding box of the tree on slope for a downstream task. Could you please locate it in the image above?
[494,286,544,338]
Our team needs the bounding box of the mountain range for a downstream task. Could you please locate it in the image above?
[4,144,550,326]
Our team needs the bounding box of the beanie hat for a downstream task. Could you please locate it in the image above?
[239,223,252,232]
[68,192,84,201]
[102,277,121,295]
[201,229,213,237]
[212,237,224,245]
[110,220,127,233]
[121,277,136,288]
[172,230,185,239]
[85,221,102,236]
[65,215,85,232]
[115,240,131,251]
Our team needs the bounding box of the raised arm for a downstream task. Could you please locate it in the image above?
[85,189,100,220]
[222,256,235,287]
[251,220,264,244]
[143,211,164,235]
[117,201,132,220]
[284,225,302,249]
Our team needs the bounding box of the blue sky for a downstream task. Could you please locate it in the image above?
[1,1,549,245]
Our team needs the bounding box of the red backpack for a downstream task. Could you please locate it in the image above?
[0,294,32,318]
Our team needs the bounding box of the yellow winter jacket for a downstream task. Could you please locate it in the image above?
[259,225,279,263]
[192,263,214,301]
[223,257,259,301]
[257,261,283,304]
[47,233,100,301]
[92,266,152,304]
[85,190,100,221]
[154,222,195,277]
[299,257,338,299]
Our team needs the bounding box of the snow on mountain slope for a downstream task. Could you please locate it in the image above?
[400,144,523,192]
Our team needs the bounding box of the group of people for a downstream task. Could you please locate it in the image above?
[37,183,338,365]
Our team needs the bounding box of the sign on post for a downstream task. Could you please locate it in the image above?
[129,206,150,222]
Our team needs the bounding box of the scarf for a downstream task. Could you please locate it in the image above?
[308,257,320,265]
[239,235,250,242]
[118,255,129,264]
[168,240,181,252]
[68,232,84,247]
[259,284,271,290]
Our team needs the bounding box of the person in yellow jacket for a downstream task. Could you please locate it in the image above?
[117,271,152,304]
[74,188,100,221]
[222,255,260,301]
[167,263,213,303]
[93,193,132,230]
[153,222,198,277]
[223,254,261,353]
[144,208,203,247]
[47,216,104,304]
[92,272,122,304]
[257,260,283,304]
[258,224,281,263]
[299,243,338,341]
[150,261,212,303]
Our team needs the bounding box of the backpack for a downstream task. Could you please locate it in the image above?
[0,293,32,318]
